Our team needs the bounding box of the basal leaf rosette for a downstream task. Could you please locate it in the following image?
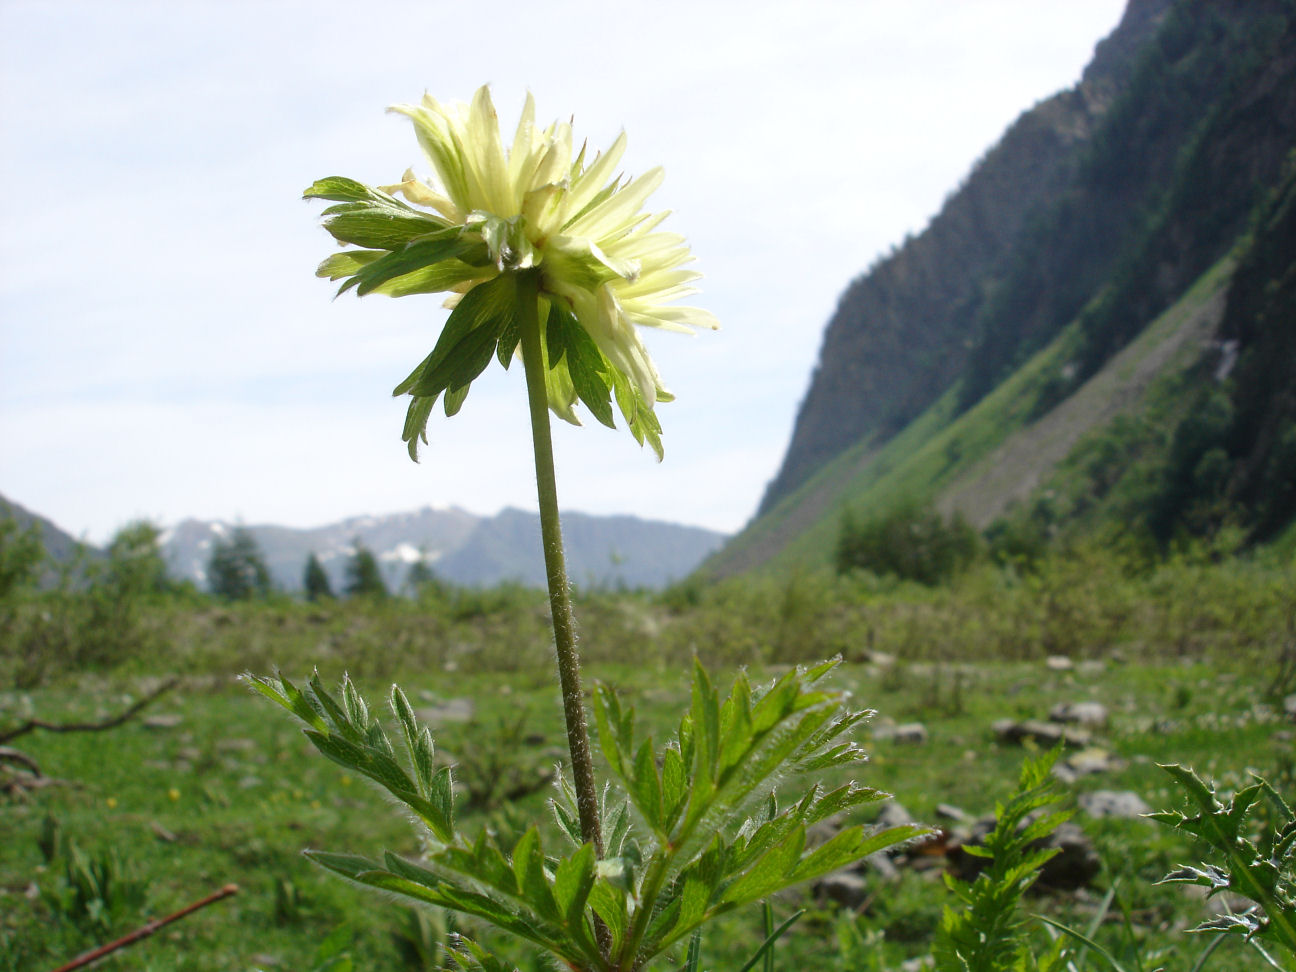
[305,84,717,460]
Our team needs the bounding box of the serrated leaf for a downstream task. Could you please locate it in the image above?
[587,880,627,951]
[1192,913,1262,937]
[394,273,516,398]
[511,828,560,924]
[553,843,596,924]
[349,231,483,296]
[305,850,380,883]
[792,824,926,885]
[631,738,663,831]
[1159,864,1231,890]
[720,829,805,907]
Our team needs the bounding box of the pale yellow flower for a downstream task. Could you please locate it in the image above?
[306,85,716,458]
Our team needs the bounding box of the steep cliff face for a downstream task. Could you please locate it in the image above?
[760,0,1296,521]
[757,0,1174,514]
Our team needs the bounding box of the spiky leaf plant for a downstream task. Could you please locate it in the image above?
[247,660,921,971]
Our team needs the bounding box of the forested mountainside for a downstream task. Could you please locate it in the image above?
[758,0,1296,519]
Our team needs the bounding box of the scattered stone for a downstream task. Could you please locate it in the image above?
[874,800,920,830]
[238,775,262,789]
[866,850,901,880]
[816,870,870,909]
[218,737,257,752]
[1273,729,1294,744]
[1049,701,1108,728]
[415,698,475,724]
[1053,747,1123,782]
[873,722,928,744]
[151,820,178,842]
[861,649,896,666]
[1077,790,1152,819]
[992,719,1091,748]
[1045,656,1074,671]
[143,713,183,730]
[935,803,968,822]
[1284,694,1296,721]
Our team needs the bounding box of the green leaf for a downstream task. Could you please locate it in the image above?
[720,825,805,907]
[347,231,485,297]
[304,177,397,204]
[402,396,436,461]
[401,273,517,401]
[511,829,560,924]
[546,304,616,428]
[587,880,627,951]
[443,383,471,417]
[631,738,664,831]
[305,850,380,883]
[321,207,448,251]
[661,744,687,830]
[316,250,384,280]
[552,843,596,925]
[368,260,486,298]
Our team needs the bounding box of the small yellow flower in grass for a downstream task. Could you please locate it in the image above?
[168,787,181,802]
[106,796,118,809]
[305,85,717,459]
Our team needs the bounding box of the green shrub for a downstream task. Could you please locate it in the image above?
[835,502,980,585]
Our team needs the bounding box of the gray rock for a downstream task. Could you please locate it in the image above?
[993,719,1091,748]
[1078,790,1152,819]
[1045,656,1074,671]
[415,698,475,724]
[1284,694,1296,721]
[815,870,870,909]
[1054,747,1123,782]
[935,803,969,821]
[873,722,928,744]
[1049,701,1109,728]
[874,800,920,830]
[143,713,183,729]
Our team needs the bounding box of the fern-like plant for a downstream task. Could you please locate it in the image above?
[932,748,1070,972]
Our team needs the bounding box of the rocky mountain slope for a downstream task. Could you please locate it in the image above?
[720,0,1296,574]
[758,0,1296,522]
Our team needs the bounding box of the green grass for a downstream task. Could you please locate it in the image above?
[3,566,1294,970]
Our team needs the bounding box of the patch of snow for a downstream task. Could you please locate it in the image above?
[381,542,427,564]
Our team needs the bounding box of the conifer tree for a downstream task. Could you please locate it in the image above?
[344,540,387,599]
[303,552,333,601]
[207,527,271,600]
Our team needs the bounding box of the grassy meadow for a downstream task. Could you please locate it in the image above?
[2,548,1295,971]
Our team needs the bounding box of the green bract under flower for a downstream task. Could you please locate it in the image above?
[304,85,717,460]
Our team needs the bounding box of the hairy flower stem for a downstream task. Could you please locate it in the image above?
[516,269,605,862]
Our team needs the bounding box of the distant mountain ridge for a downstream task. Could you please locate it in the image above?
[0,495,726,592]
[161,506,725,592]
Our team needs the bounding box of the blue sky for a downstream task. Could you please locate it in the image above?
[0,0,1126,543]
